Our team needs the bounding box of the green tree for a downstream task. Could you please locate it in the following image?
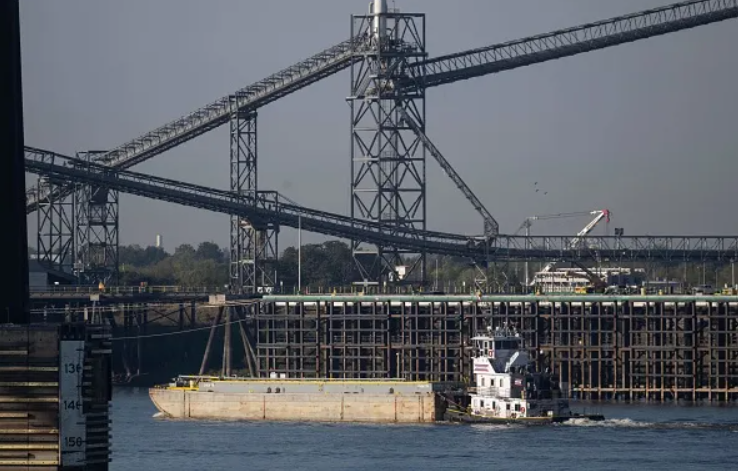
[174,244,196,259]
[196,241,224,262]
[278,241,358,290]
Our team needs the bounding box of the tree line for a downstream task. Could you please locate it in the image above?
[119,240,369,289]
[118,240,495,290]
[118,240,731,291]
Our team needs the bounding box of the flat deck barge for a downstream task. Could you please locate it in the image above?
[150,377,463,423]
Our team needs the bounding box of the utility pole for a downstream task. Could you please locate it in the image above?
[524,222,530,289]
[1,0,30,324]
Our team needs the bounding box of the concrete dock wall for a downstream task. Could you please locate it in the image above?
[149,389,439,423]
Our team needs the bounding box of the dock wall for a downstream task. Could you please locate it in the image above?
[248,295,738,402]
[149,389,439,423]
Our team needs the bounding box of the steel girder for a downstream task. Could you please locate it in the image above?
[24,0,738,258]
[399,108,498,237]
[73,151,119,285]
[349,11,428,284]
[27,148,76,275]
[25,37,370,213]
[229,110,278,294]
[409,0,738,88]
[22,0,738,281]
[25,151,738,264]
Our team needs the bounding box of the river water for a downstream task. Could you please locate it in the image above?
[111,388,738,471]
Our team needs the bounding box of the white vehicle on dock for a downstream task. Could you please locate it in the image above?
[447,324,604,424]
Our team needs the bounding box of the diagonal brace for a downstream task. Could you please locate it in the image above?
[398,107,498,237]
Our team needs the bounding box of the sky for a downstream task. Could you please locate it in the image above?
[20,0,738,251]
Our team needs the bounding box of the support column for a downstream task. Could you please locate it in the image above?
[349,9,427,286]
[1,0,29,322]
[229,110,279,294]
[222,307,232,377]
[74,151,119,286]
[255,191,280,292]
[36,165,75,276]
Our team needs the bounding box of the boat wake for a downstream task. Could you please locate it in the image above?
[559,417,738,431]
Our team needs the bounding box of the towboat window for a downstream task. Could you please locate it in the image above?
[481,377,485,387]
[480,400,485,408]
[506,403,511,410]
[495,340,520,350]
[514,403,521,412]
[490,378,495,386]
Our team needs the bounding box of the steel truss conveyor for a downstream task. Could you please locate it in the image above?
[409,0,738,88]
[26,36,368,212]
[26,148,738,264]
[25,0,738,216]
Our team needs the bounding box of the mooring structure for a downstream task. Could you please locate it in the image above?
[236,295,738,402]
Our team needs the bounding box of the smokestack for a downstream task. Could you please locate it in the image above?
[156,234,162,248]
[0,0,30,324]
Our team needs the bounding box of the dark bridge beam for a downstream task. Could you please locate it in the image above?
[0,0,29,324]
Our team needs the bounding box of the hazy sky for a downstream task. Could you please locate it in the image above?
[20,0,738,250]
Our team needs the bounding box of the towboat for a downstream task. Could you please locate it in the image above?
[445,324,604,424]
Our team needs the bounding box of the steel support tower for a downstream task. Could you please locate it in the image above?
[229,109,278,293]
[254,190,280,292]
[75,151,120,286]
[349,7,427,285]
[35,156,75,275]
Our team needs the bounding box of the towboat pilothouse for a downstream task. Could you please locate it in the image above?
[445,324,604,424]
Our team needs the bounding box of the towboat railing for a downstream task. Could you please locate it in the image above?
[475,386,508,397]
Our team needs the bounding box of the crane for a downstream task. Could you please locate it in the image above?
[514,209,611,286]
[525,209,612,286]
[515,210,609,236]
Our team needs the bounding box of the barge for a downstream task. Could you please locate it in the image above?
[149,377,462,424]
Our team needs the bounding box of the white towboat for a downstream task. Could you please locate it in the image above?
[445,324,604,424]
